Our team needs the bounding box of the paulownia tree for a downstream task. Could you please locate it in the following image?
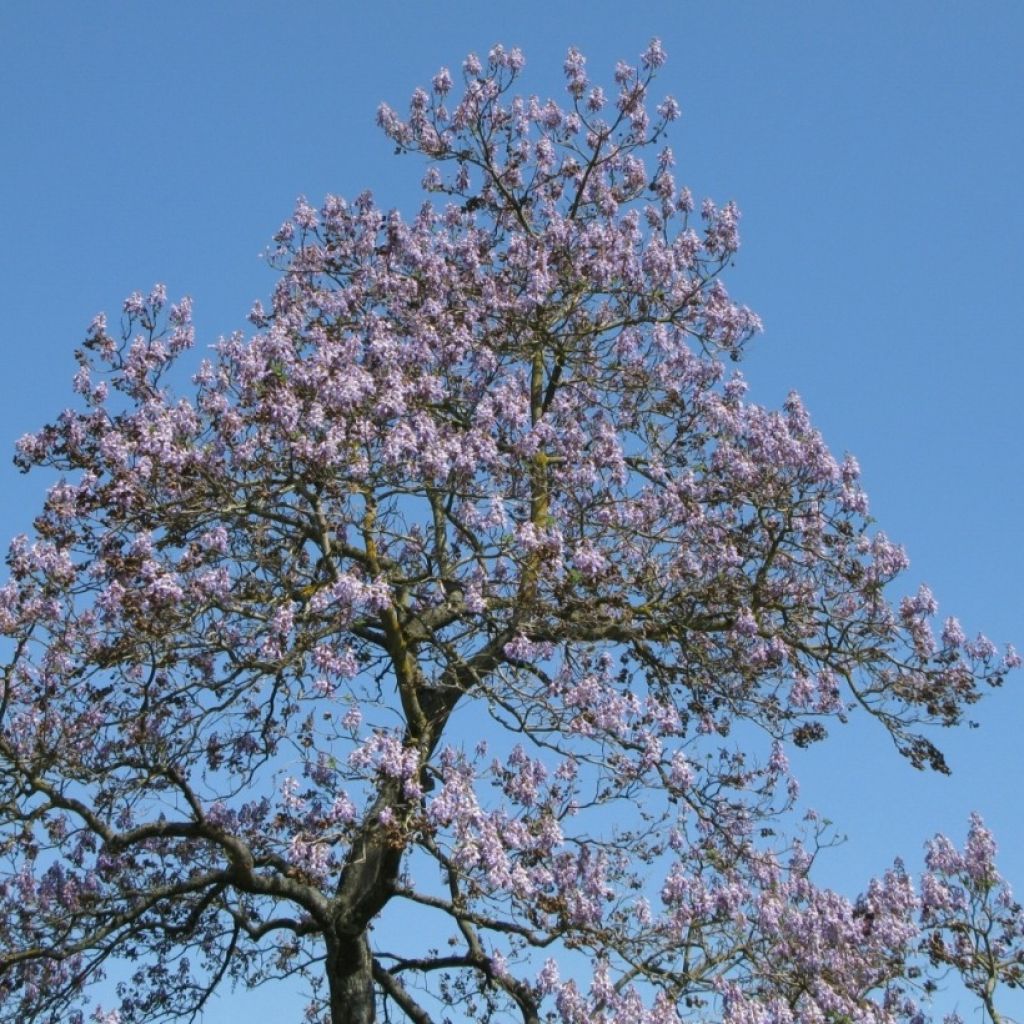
[0,40,1020,1024]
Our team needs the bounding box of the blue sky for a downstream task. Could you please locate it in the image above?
[1,2,1022,1020]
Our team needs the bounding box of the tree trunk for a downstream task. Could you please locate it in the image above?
[327,783,406,1024]
[327,932,376,1024]
[324,688,465,1023]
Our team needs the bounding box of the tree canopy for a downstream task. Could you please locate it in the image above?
[0,41,1020,1024]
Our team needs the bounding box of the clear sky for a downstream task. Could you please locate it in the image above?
[1,2,1021,1021]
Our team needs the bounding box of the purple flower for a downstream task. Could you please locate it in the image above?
[563,46,588,98]
[641,37,667,69]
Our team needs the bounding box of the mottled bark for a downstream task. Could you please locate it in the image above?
[327,932,376,1024]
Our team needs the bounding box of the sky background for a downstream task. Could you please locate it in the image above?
[0,2,1022,1021]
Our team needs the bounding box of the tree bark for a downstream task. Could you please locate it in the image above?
[327,932,376,1024]
[323,674,468,1022]
[327,781,406,1024]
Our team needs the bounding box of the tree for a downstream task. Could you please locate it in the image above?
[0,39,1019,1024]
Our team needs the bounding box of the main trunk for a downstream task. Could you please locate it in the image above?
[326,780,406,1024]
[323,672,465,1022]
[327,932,376,1024]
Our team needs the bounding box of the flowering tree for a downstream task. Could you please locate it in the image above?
[0,40,1019,1024]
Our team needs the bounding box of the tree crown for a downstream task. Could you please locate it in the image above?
[0,40,1018,1024]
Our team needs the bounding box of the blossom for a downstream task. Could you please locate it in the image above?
[564,46,588,97]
